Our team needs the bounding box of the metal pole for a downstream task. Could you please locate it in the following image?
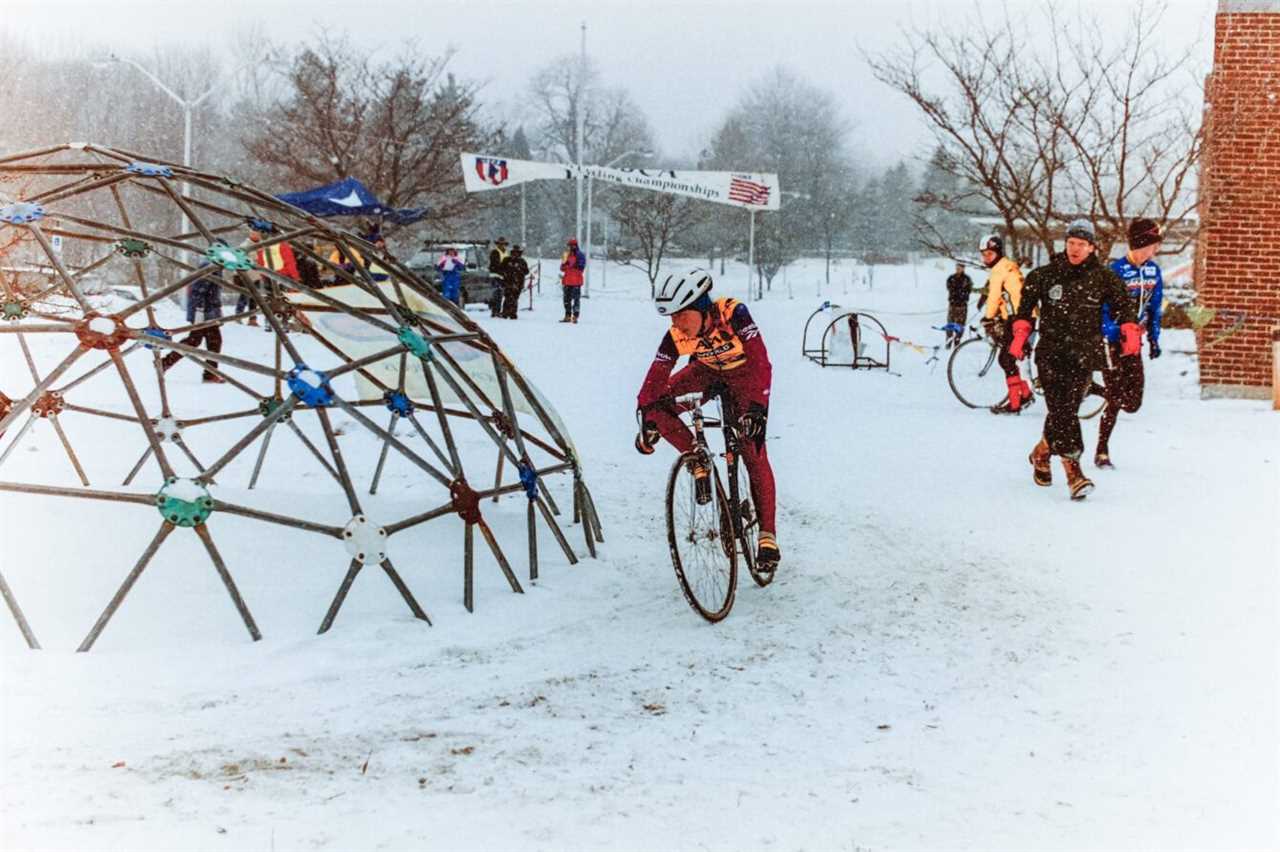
[747,210,756,302]
[575,22,586,248]
[520,183,527,248]
[181,103,193,241]
[584,174,593,298]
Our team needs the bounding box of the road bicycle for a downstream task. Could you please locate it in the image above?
[664,388,772,623]
[946,321,1105,420]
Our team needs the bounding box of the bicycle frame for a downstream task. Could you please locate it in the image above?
[672,390,756,572]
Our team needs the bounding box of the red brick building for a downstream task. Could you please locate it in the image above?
[1196,0,1280,398]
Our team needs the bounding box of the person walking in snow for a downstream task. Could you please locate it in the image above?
[1092,217,1165,469]
[1009,220,1139,500]
[501,245,529,319]
[162,263,226,383]
[436,246,465,306]
[944,261,973,348]
[560,237,586,323]
[978,234,1035,415]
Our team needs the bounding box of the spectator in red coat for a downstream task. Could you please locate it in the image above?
[559,237,586,323]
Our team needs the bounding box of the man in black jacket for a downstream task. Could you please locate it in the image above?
[500,245,529,319]
[1009,219,1139,500]
[944,262,973,348]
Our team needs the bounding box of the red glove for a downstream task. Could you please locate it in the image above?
[1120,322,1142,357]
[1008,319,1032,360]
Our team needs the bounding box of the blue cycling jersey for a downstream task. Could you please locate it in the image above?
[1103,255,1163,344]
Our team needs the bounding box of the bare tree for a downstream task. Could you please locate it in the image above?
[869,0,1202,258]
[867,17,1054,257]
[524,55,657,241]
[702,67,855,289]
[1037,2,1203,253]
[243,35,497,230]
[611,192,701,294]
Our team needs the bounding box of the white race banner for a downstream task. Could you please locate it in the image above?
[460,152,780,211]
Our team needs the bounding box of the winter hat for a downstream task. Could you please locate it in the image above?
[496,237,508,245]
[511,244,523,254]
[1065,219,1097,245]
[567,238,579,247]
[1127,218,1162,249]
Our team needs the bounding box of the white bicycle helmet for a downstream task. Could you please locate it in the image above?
[654,267,713,316]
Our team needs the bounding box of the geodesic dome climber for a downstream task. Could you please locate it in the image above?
[0,143,602,652]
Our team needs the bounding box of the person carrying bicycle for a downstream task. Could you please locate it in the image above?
[978,234,1035,415]
[634,268,780,570]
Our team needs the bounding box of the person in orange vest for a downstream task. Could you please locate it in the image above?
[239,226,300,326]
[559,238,586,323]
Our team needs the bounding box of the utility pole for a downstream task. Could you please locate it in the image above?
[575,22,586,249]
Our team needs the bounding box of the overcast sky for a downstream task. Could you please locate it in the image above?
[6,0,1217,170]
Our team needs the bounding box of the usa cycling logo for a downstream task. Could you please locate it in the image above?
[475,157,509,186]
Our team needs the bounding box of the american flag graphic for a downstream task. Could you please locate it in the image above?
[728,177,771,206]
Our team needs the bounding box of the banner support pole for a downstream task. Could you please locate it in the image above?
[747,209,756,302]
[584,174,593,299]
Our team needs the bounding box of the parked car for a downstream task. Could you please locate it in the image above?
[405,242,502,307]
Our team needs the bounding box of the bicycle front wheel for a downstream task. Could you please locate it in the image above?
[667,452,736,622]
[947,338,1008,409]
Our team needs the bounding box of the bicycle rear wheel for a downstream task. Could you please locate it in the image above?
[667,452,736,622]
[947,338,1008,409]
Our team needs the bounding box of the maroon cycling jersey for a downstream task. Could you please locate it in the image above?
[637,298,772,411]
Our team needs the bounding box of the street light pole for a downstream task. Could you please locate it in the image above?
[104,53,253,243]
[602,214,609,290]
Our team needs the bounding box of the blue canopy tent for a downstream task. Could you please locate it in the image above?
[276,177,427,226]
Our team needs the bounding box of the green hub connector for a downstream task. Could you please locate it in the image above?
[114,238,153,258]
[206,243,253,271]
[258,396,291,422]
[2,300,28,321]
[155,477,214,528]
[397,326,432,360]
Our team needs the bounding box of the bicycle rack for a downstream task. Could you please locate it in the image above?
[802,305,891,372]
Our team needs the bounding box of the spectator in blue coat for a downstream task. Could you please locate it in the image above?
[436,247,465,306]
[1094,217,1165,468]
[162,264,226,383]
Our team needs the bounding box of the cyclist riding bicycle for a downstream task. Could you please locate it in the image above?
[634,268,780,570]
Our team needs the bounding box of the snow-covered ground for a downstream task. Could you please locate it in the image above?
[2,257,1277,851]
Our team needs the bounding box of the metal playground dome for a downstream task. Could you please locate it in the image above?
[0,143,602,651]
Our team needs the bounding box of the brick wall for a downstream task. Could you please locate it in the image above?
[1196,0,1280,398]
